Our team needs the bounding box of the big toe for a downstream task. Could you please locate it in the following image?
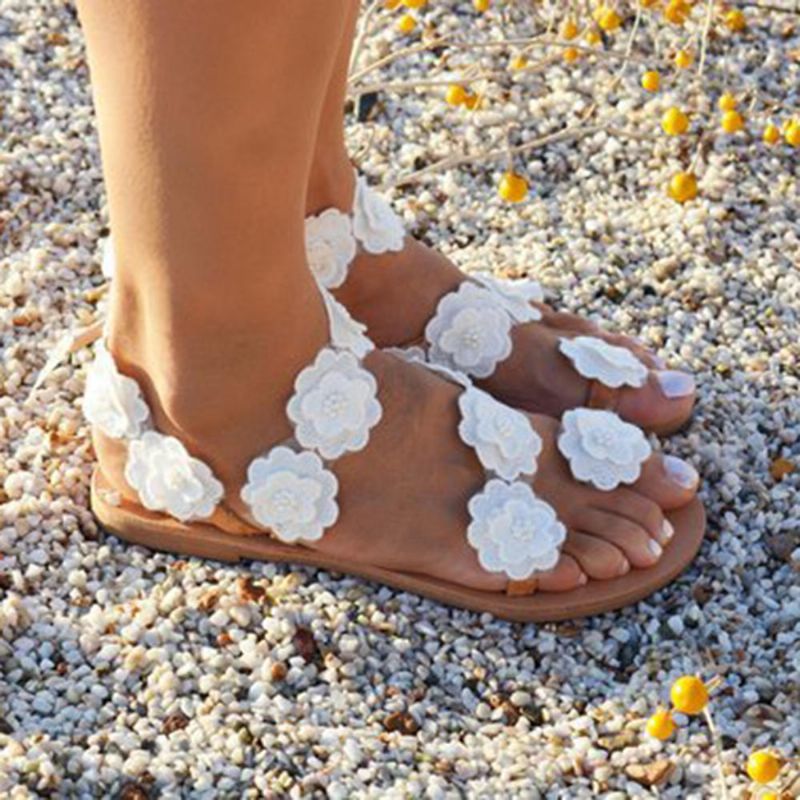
[616,370,696,434]
[635,453,700,510]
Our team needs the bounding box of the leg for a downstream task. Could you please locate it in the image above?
[305,11,696,434]
[79,0,700,609]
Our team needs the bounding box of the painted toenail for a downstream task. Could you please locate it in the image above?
[578,572,588,586]
[656,370,695,399]
[660,519,675,543]
[648,539,663,559]
[664,455,699,489]
[618,560,630,576]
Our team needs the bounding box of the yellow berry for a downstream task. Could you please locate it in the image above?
[646,708,676,740]
[786,120,800,147]
[664,0,689,25]
[641,70,660,91]
[761,794,778,800]
[746,751,781,784]
[445,84,468,107]
[473,0,490,12]
[674,49,693,69]
[509,54,528,71]
[668,172,698,204]
[662,106,689,136]
[725,9,747,32]
[397,13,416,33]
[498,171,529,203]
[563,46,580,63]
[640,0,659,7]
[561,18,580,40]
[599,8,623,31]
[585,28,602,45]
[763,122,780,145]
[383,0,402,8]
[403,0,426,7]
[670,675,708,713]
[464,92,481,111]
[718,92,737,111]
[721,110,744,133]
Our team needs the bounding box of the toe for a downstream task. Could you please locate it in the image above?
[536,554,587,592]
[616,370,695,433]
[573,509,664,569]
[634,453,700,510]
[593,487,674,544]
[562,532,630,580]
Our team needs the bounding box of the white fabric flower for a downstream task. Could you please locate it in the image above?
[557,408,652,490]
[287,348,382,460]
[471,273,543,324]
[425,283,513,378]
[305,209,357,289]
[124,431,223,521]
[240,446,338,543]
[101,235,116,280]
[352,176,405,254]
[467,480,566,580]
[321,289,373,359]
[559,336,648,388]
[83,342,150,439]
[458,387,541,481]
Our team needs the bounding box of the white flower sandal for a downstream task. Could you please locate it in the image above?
[305,174,693,436]
[85,285,705,623]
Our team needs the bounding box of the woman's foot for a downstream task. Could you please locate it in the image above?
[306,168,696,436]
[92,289,699,597]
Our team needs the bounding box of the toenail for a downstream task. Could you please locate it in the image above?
[618,560,630,576]
[664,455,699,489]
[578,572,588,586]
[660,519,675,543]
[648,539,663,559]
[656,370,695,399]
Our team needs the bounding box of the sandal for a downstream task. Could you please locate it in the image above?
[304,172,694,437]
[84,280,704,622]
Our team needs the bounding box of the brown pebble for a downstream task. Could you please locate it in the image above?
[162,712,190,735]
[625,758,674,787]
[383,710,419,735]
[270,662,288,682]
[292,627,319,663]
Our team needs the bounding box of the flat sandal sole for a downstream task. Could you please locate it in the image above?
[91,469,706,623]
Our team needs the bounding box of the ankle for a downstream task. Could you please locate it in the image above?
[105,267,329,444]
[307,146,355,215]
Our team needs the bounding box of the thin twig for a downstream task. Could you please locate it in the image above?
[390,120,648,188]
[703,707,731,800]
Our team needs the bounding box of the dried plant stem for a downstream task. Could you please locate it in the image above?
[390,119,648,188]
[696,0,716,82]
[703,707,731,800]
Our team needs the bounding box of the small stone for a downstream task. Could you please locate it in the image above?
[625,759,675,787]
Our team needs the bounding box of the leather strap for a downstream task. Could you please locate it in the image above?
[506,577,538,596]
[586,380,620,411]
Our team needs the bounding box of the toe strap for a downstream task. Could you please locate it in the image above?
[586,380,620,411]
[506,576,539,596]
[560,336,648,390]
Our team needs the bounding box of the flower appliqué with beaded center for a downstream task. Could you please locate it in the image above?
[559,336,648,388]
[83,342,150,440]
[557,408,652,490]
[467,480,566,580]
[472,273,543,324]
[352,176,405,254]
[241,446,339,543]
[459,387,541,481]
[305,208,357,289]
[425,283,513,378]
[287,348,382,460]
[124,431,224,522]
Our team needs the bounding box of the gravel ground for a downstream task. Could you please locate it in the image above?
[1,1,799,798]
